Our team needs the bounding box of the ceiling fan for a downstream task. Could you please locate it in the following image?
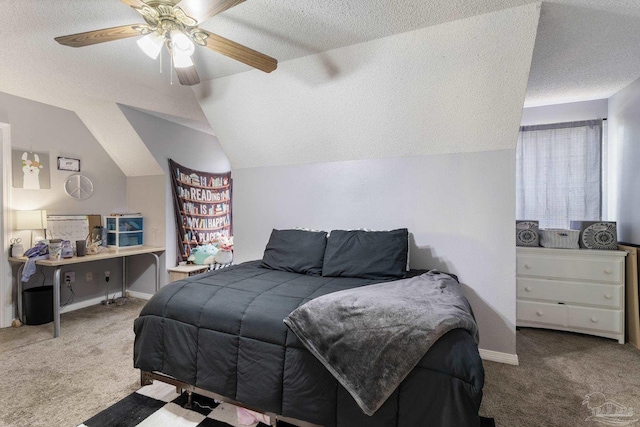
[54,0,277,86]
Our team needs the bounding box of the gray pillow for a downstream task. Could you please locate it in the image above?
[260,229,328,276]
[322,229,409,279]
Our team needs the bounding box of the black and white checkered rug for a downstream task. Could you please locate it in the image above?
[79,381,495,427]
[78,381,275,427]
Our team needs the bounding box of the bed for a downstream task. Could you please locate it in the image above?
[134,229,485,426]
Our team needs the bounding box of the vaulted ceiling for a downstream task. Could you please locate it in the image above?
[1,1,639,174]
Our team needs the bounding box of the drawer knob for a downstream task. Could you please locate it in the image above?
[605,294,612,300]
[604,269,612,274]
[525,287,532,292]
[536,311,543,317]
[525,264,531,269]
[590,317,599,323]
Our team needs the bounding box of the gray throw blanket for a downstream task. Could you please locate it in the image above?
[284,271,479,416]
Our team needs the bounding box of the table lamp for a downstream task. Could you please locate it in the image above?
[15,209,48,248]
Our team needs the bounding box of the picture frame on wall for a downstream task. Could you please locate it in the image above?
[57,157,80,172]
[12,149,51,189]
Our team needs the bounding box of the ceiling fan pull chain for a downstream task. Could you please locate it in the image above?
[159,48,163,74]
[170,52,174,85]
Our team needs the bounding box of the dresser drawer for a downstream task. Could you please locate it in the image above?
[516,254,622,284]
[568,306,623,334]
[517,278,623,309]
[517,301,567,326]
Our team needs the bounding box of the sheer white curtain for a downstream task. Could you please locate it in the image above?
[516,120,602,229]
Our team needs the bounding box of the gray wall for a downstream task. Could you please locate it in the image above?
[233,149,517,354]
[125,174,166,295]
[608,77,640,245]
[119,105,230,294]
[0,91,128,311]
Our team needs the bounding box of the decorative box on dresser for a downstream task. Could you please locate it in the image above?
[516,247,627,343]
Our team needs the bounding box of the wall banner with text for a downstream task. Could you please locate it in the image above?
[169,159,232,264]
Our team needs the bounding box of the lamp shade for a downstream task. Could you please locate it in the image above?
[16,210,47,230]
[173,51,194,68]
[137,32,164,60]
[170,30,195,57]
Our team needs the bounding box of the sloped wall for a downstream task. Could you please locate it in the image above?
[0,92,128,313]
[196,4,541,356]
[196,4,540,169]
[119,105,231,294]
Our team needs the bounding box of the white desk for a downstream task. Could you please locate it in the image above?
[10,246,165,338]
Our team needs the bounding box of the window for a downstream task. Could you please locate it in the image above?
[516,120,603,229]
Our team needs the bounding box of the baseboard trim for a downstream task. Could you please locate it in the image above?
[479,348,519,365]
[59,296,110,314]
[58,290,153,314]
[126,290,154,301]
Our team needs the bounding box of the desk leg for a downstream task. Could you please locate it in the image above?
[122,257,126,298]
[147,253,160,293]
[53,267,61,338]
[17,264,24,323]
[121,253,160,296]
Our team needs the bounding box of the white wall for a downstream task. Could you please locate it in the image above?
[234,150,517,353]
[0,91,129,315]
[608,77,640,244]
[119,105,230,293]
[195,4,541,356]
[1,123,12,327]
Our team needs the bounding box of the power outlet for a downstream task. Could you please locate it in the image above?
[86,272,93,282]
[64,272,75,284]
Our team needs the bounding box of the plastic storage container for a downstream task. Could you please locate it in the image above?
[105,215,143,248]
[22,286,53,325]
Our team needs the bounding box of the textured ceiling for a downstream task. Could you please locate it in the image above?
[525,2,640,107]
[1,0,640,173]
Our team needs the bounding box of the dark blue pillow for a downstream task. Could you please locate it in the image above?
[261,229,328,276]
[322,229,409,279]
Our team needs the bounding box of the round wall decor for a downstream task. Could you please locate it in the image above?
[64,174,94,200]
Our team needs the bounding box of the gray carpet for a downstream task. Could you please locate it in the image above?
[0,299,145,427]
[480,328,640,427]
[1,299,639,427]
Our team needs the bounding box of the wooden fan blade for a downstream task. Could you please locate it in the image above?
[202,31,277,73]
[176,65,201,86]
[55,25,142,47]
[174,0,245,24]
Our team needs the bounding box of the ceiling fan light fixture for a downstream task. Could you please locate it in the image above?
[173,51,194,68]
[137,32,164,59]
[170,29,195,57]
[54,0,277,86]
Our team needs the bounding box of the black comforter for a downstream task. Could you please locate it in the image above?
[134,261,485,427]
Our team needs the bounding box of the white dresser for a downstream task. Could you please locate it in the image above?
[516,247,627,343]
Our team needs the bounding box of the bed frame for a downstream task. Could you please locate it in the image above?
[141,370,323,427]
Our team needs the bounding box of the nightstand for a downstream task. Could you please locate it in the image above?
[168,264,209,282]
